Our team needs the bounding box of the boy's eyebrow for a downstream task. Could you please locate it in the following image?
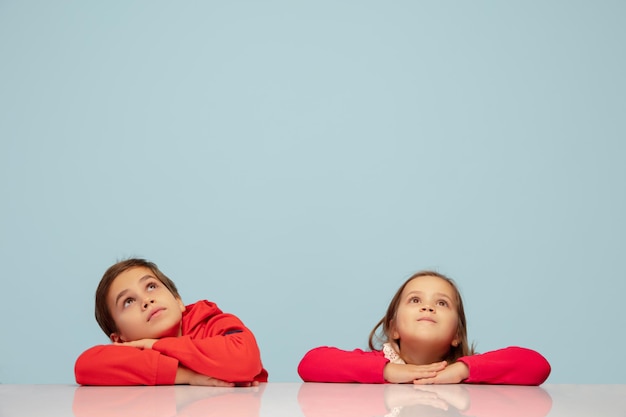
[113,275,154,306]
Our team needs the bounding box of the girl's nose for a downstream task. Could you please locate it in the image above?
[420,305,434,312]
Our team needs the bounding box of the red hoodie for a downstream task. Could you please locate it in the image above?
[75,300,268,385]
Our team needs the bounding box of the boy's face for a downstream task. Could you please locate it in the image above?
[107,266,185,342]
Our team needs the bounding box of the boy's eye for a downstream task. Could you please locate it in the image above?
[123,298,135,308]
[147,282,157,291]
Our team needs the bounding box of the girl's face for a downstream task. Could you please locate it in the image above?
[392,275,460,349]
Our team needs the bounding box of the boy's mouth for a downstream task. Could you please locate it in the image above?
[148,307,166,321]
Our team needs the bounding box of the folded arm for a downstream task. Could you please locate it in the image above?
[298,346,389,383]
[457,346,551,385]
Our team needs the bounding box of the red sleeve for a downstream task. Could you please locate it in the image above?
[153,313,266,383]
[297,346,388,383]
[74,345,178,386]
[457,346,551,385]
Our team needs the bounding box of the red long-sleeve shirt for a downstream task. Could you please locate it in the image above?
[75,300,268,385]
[297,346,550,385]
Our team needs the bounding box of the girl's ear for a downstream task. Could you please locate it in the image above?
[391,320,400,340]
[110,333,123,343]
[451,331,461,347]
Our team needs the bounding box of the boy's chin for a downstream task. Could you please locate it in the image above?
[149,325,181,339]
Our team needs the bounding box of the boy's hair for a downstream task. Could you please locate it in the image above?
[368,270,474,362]
[95,258,181,336]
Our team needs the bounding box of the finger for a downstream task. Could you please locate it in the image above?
[417,362,447,372]
[413,377,437,385]
[429,361,448,370]
[412,371,439,380]
[207,378,235,387]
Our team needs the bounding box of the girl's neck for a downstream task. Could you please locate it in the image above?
[398,342,449,365]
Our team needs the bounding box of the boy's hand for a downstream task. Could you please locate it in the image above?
[413,361,469,385]
[114,338,158,349]
[187,375,236,387]
[176,365,251,387]
[383,361,448,384]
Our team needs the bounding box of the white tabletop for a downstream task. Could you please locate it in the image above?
[1,383,624,417]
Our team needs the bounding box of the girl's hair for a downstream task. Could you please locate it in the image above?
[368,270,474,362]
[94,258,181,336]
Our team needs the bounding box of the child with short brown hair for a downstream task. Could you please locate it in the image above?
[75,258,268,386]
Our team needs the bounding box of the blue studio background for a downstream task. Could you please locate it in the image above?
[1,1,625,384]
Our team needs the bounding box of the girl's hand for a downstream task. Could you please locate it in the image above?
[383,361,448,384]
[413,361,469,385]
[114,338,158,349]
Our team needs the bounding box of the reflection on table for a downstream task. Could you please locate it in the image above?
[72,384,265,417]
[2,383,626,417]
[297,383,552,417]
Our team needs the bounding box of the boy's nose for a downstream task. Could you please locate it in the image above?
[142,299,155,309]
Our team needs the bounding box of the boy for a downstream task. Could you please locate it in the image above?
[75,258,268,385]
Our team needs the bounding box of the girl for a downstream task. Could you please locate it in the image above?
[297,271,551,385]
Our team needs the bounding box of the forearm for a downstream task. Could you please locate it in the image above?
[154,332,263,381]
[75,345,178,385]
[457,346,551,385]
[298,346,388,383]
[175,365,194,385]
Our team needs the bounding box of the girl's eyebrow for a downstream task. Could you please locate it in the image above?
[114,275,154,306]
[405,290,453,301]
[434,292,453,301]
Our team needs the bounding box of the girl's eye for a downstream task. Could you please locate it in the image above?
[123,298,135,308]
[410,297,421,303]
[437,300,449,307]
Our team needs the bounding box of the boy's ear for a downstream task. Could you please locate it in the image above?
[110,333,123,343]
[177,298,185,312]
